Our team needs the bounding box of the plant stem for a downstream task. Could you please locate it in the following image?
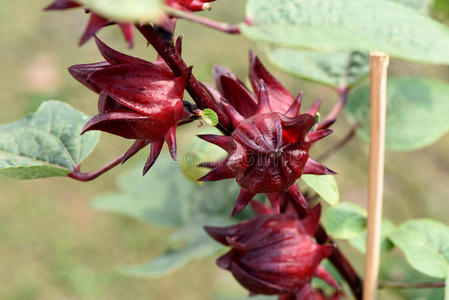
[136,24,231,134]
[315,225,363,300]
[317,124,358,161]
[325,87,349,122]
[69,153,125,182]
[164,6,240,34]
[379,282,445,289]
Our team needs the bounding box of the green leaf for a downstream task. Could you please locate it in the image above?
[345,77,449,151]
[179,128,227,182]
[389,219,449,279]
[391,0,432,11]
[301,175,339,206]
[349,220,396,254]
[445,272,449,300]
[325,203,395,254]
[91,161,192,227]
[267,49,369,88]
[82,0,162,23]
[325,202,366,239]
[241,0,449,64]
[92,160,250,277]
[200,109,219,127]
[0,100,100,179]
[119,226,222,277]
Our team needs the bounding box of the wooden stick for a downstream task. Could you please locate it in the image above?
[363,51,389,300]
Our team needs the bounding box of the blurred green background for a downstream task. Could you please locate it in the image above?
[0,0,448,299]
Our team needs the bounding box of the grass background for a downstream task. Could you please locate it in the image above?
[0,0,448,299]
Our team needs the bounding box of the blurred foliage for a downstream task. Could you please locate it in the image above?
[1,0,449,299]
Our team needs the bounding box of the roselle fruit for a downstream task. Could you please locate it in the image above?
[200,52,335,215]
[45,0,135,47]
[45,0,216,47]
[69,37,190,174]
[205,205,339,298]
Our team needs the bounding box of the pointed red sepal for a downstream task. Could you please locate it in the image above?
[296,284,313,300]
[122,139,151,164]
[255,80,272,114]
[250,200,272,216]
[94,37,147,65]
[79,13,109,46]
[81,110,167,140]
[317,118,336,130]
[197,134,232,152]
[88,63,187,116]
[232,188,256,216]
[198,164,233,182]
[175,35,183,55]
[300,204,321,236]
[281,114,315,144]
[44,0,81,10]
[249,50,294,114]
[314,265,340,290]
[266,192,281,214]
[306,98,323,117]
[303,158,336,175]
[165,125,177,160]
[143,140,164,175]
[118,23,134,48]
[215,251,233,270]
[218,76,258,118]
[308,129,333,143]
[68,62,110,93]
[97,91,127,113]
[286,184,308,211]
[221,98,244,128]
[285,91,303,117]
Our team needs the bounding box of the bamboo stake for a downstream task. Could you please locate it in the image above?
[363,51,389,300]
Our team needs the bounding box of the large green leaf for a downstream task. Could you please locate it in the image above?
[82,0,162,23]
[120,222,223,277]
[301,175,339,206]
[0,101,100,179]
[392,0,432,11]
[389,219,449,279]
[267,49,369,89]
[92,161,248,277]
[241,0,449,64]
[345,77,449,151]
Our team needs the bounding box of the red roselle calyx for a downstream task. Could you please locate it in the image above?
[45,0,135,47]
[199,52,335,215]
[205,204,339,298]
[69,37,190,174]
[166,0,216,11]
[45,0,216,47]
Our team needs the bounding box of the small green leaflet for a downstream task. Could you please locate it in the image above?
[0,101,100,179]
[325,202,395,253]
[267,49,369,89]
[389,219,449,279]
[82,0,163,23]
[301,175,339,206]
[199,108,219,127]
[345,77,449,151]
[242,0,449,65]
